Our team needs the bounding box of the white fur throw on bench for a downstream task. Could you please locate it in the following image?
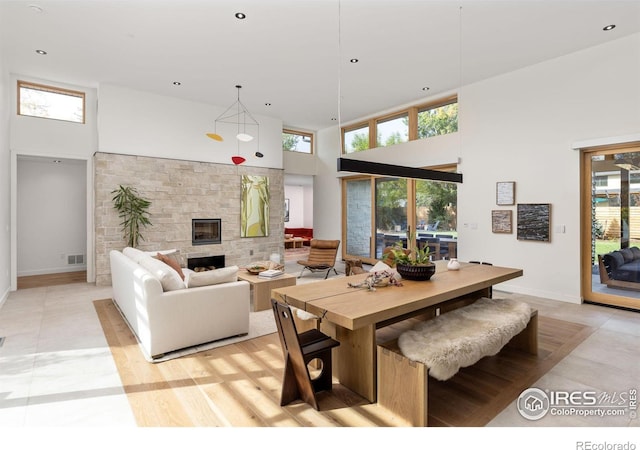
[397,297,532,381]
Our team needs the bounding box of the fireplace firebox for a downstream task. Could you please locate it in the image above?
[192,218,221,245]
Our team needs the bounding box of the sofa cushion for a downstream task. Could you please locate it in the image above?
[156,252,185,280]
[123,247,148,263]
[138,256,186,291]
[631,247,640,259]
[603,251,625,272]
[619,247,635,263]
[187,265,239,288]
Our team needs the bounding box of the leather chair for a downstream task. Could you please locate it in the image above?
[297,239,340,279]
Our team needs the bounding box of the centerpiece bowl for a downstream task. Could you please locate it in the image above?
[396,263,436,281]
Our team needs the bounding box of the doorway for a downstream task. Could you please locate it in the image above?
[15,155,88,289]
[581,143,640,311]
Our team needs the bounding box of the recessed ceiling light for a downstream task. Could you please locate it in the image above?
[53,159,62,164]
[350,58,359,63]
[235,12,246,19]
[331,117,337,121]
[603,24,616,31]
[35,49,47,55]
[422,87,430,91]
[172,81,181,86]
[265,102,271,106]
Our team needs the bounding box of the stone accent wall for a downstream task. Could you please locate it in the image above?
[94,152,285,286]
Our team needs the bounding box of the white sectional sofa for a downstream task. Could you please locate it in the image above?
[109,248,250,360]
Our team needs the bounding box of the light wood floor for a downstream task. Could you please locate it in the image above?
[94,298,594,427]
[17,271,87,289]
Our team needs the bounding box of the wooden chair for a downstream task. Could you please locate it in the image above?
[271,299,340,410]
[297,239,340,279]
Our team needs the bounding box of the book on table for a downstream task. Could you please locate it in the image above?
[258,269,284,279]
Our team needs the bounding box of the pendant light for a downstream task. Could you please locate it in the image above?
[206,85,259,165]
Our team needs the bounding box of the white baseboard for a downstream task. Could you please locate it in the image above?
[17,265,87,277]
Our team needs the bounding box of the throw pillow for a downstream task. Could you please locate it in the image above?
[620,247,634,263]
[138,256,186,292]
[157,252,185,280]
[187,265,239,288]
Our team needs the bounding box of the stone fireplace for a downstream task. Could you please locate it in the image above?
[93,152,284,286]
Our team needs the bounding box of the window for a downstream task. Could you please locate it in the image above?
[18,81,85,124]
[282,129,313,154]
[342,164,458,264]
[343,123,370,153]
[341,95,457,153]
[417,101,458,139]
[377,114,408,147]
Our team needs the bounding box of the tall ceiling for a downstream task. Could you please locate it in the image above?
[1,0,639,132]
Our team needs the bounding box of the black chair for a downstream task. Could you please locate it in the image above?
[469,261,493,298]
[271,299,340,410]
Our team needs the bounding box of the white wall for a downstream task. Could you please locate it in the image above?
[17,157,87,276]
[0,58,10,304]
[315,33,640,303]
[97,84,284,169]
[284,183,314,228]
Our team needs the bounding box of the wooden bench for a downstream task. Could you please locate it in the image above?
[377,303,538,427]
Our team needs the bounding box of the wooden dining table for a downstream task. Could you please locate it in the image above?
[271,260,523,402]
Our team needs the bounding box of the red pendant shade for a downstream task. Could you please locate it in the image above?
[232,156,246,165]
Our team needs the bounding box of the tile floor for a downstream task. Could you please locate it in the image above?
[0,260,638,445]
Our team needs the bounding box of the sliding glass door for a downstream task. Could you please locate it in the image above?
[342,168,458,265]
[582,145,640,310]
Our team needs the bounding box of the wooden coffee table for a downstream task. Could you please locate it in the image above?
[237,271,296,311]
[284,237,307,249]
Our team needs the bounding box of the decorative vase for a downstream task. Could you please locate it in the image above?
[447,258,461,271]
[396,263,436,281]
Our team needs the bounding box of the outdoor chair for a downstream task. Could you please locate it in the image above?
[297,239,340,279]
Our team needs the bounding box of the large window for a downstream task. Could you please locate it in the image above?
[342,165,458,264]
[342,95,457,153]
[18,80,85,124]
[282,129,313,154]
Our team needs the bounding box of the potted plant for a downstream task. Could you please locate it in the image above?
[384,232,436,281]
[111,185,152,248]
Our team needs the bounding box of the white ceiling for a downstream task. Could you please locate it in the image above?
[2,0,639,132]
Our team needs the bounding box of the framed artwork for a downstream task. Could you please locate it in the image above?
[517,203,551,242]
[496,181,515,206]
[491,210,512,234]
[240,175,270,237]
[284,198,290,222]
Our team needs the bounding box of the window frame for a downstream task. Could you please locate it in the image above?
[282,128,314,154]
[341,94,457,154]
[17,80,86,124]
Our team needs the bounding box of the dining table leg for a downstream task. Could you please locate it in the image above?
[322,322,377,403]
